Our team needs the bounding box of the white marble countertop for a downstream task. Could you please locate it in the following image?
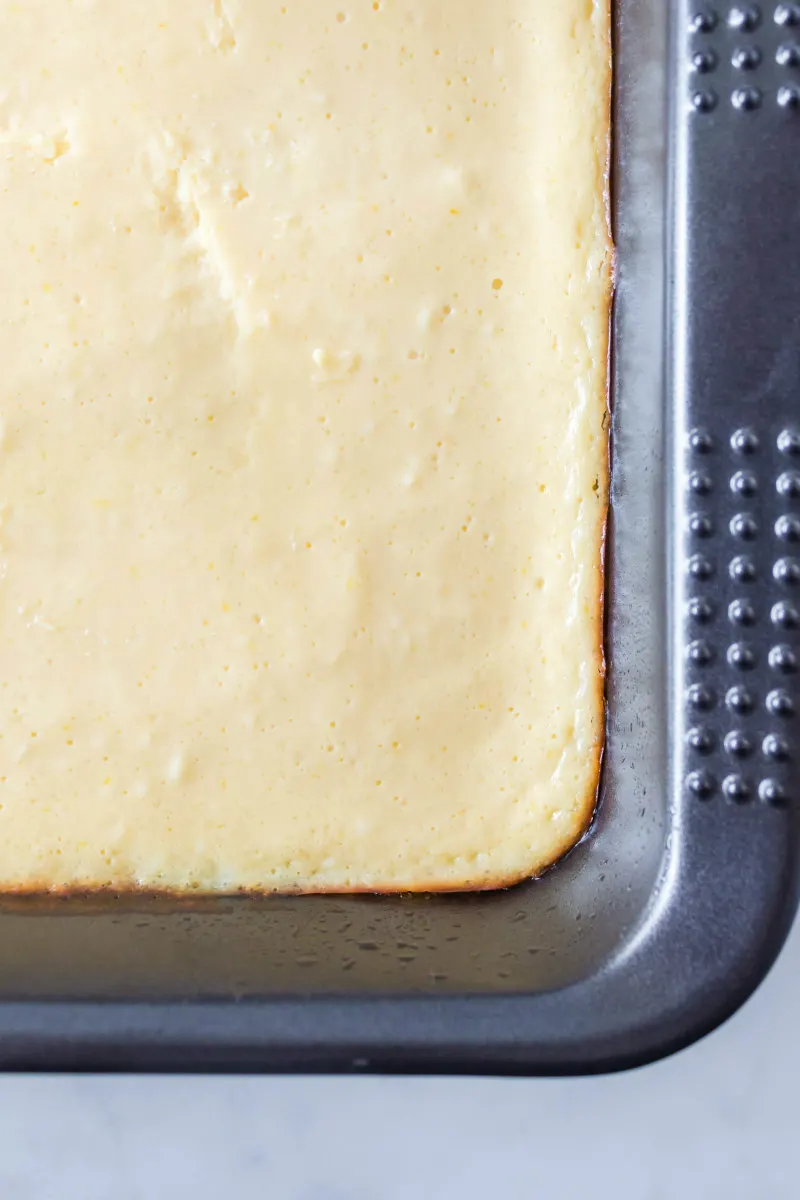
[0,916,796,1199]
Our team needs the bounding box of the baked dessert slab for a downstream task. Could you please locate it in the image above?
[0,0,611,892]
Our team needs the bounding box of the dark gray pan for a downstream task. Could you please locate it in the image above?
[0,0,797,1073]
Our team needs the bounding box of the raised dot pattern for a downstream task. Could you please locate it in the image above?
[688,6,800,111]
[682,425,798,806]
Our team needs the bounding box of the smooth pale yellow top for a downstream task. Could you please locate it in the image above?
[0,0,610,892]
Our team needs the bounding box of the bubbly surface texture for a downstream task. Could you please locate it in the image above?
[0,0,611,891]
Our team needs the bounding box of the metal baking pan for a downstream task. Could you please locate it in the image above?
[1,0,799,1074]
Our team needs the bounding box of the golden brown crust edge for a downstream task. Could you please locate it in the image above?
[2,12,613,902]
